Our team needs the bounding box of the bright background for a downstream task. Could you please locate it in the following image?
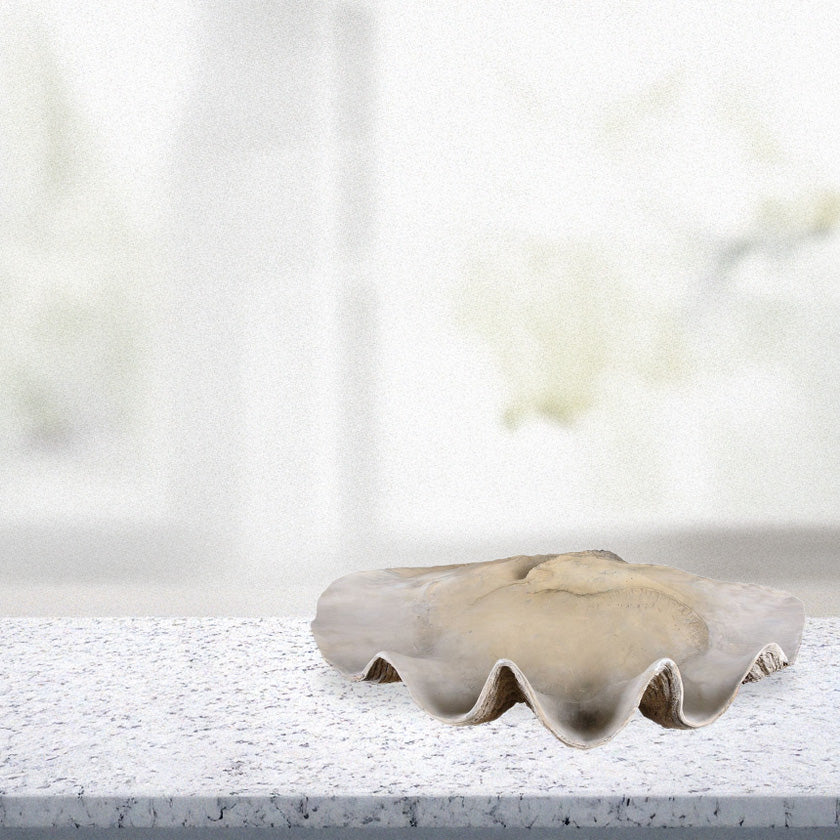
[1,0,839,616]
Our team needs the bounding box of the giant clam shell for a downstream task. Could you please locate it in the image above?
[311,550,805,748]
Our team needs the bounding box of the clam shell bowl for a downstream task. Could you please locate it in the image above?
[310,550,805,749]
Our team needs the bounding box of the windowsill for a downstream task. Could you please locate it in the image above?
[1,524,839,617]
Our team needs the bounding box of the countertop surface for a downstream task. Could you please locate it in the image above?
[0,616,838,831]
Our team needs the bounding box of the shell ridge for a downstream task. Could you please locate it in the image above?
[350,641,796,748]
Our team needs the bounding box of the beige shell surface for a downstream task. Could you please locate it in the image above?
[310,551,805,749]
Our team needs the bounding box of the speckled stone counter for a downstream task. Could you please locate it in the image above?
[0,617,838,835]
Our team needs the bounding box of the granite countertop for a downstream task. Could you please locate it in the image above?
[0,617,838,833]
